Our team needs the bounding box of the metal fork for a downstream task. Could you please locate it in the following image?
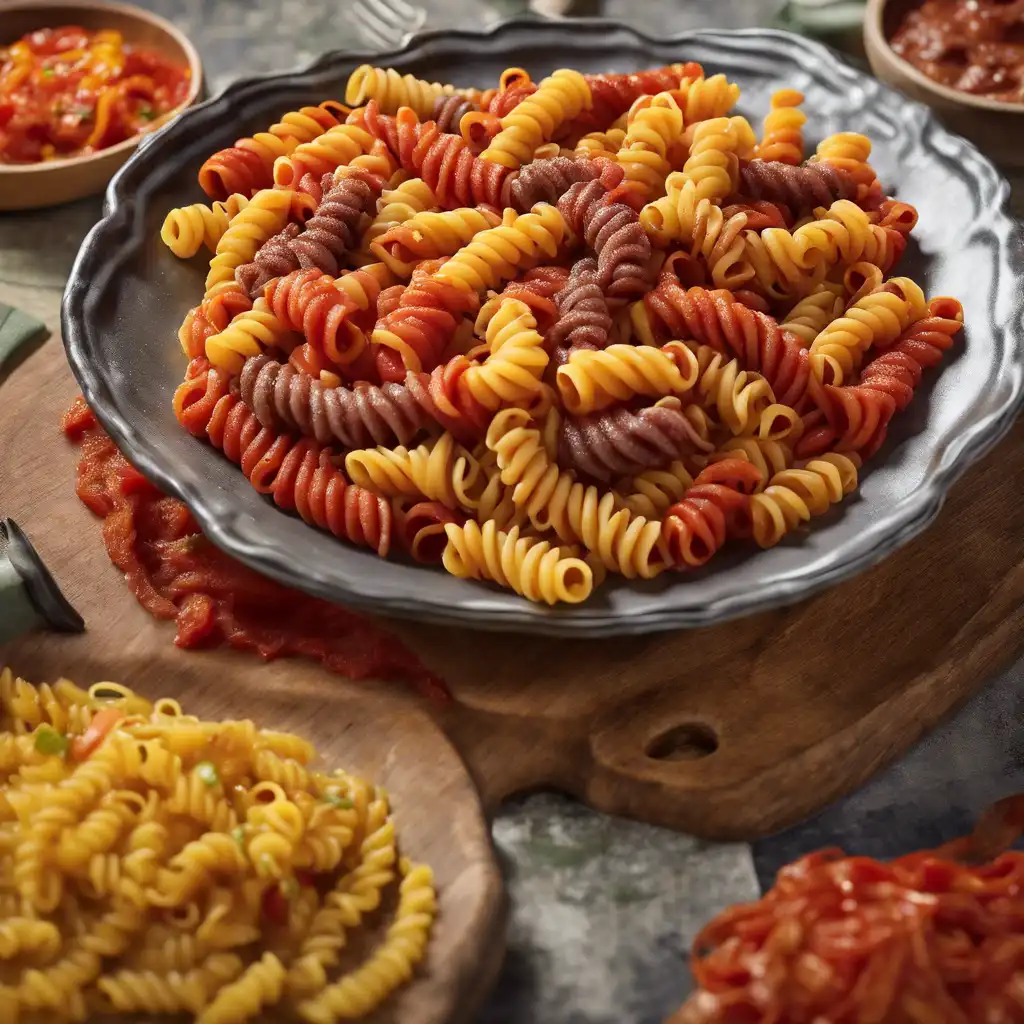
[349,0,427,51]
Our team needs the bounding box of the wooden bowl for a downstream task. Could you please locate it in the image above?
[0,1,202,211]
[864,0,1024,171]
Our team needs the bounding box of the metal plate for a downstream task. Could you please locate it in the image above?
[62,20,1024,635]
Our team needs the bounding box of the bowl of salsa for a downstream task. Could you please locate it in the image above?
[0,1,201,210]
[864,0,1024,170]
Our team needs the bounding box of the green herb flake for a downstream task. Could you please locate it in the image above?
[231,826,246,849]
[34,727,69,757]
[137,106,155,121]
[41,67,55,78]
[195,761,219,787]
[323,790,354,810]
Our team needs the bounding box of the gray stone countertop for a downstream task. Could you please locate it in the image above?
[1,3,1022,1023]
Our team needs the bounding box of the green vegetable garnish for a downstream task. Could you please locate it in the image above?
[34,727,69,757]
[195,761,219,786]
[323,789,354,809]
[138,106,155,121]
[41,67,54,78]
[231,826,246,849]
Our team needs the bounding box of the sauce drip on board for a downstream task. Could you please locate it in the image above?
[890,0,1024,103]
[61,397,449,703]
[0,25,191,164]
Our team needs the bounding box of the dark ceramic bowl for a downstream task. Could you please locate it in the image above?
[62,20,1024,636]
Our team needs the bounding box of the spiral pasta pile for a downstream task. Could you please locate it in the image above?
[0,668,436,1022]
[160,60,963,605]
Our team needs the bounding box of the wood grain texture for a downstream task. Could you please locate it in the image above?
[398,421,1024,838]
[0,338,506,1024]
[5,320,1024,851]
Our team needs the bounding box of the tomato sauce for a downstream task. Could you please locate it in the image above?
[0,25,191,164]
[890,0,1024,103]
[61,397,449,703]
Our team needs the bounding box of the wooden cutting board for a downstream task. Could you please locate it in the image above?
[0,340,507,1024]
[4,332,1024,863]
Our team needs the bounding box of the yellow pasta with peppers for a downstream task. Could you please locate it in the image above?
[0,668,436,1023]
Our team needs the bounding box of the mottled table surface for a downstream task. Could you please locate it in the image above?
[1,3,1022,1022]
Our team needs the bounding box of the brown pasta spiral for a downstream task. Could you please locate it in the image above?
[559,399,715,483]
[736,161,856,216]
[238,355,441,448]
[505,155,610,212]
[290,174,378,277]
[549,257,612,366]
[432,93,479,134]
[235,222,302,298]
[557,179,654,301]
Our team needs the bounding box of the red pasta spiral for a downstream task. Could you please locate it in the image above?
[372,259,479,381]
[878,197,920,235]
[796,296,963,459]
[678,848,1024,1024]
[198,105,342,200]
[486,83,537,117]
[173,367,392,555]
[181,289,253,360]
[643,279,810,407]
[362,102,510,209]
[264,268,379,374]
[561,64,704,140]
[395,500,465,563]
[661,459,762,569]
[497,266,571,335]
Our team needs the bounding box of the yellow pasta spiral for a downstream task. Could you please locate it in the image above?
[808,278,927,385]
[345,432,481,510]
[462,296,549,410]
[161,194,250,259]
[98,953,244,1015]
[0,918,61,962]
[780,287,845,344]
[434,203,566,294]
[442,519,597,604]
[814,131,876,186]
[750,453,860,547]
[485,409,668,578]
[481,69,592,169]
[756,89,806,164]
[616,92,684,201]
[574,127,627,159]
[345,64,475,118]
[205,298,289,376]
[370,206,501,277]
[618,459,698,518]
[555,342,698,415]
[686,342,785,437]
[297,860,437,1024]
[204,189,292,297]
[272,124,375,187]
[197,951,286,1024]
[708,437,793,487]
[673,73,741,125]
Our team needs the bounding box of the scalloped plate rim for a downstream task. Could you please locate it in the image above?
[61,19,1024,637]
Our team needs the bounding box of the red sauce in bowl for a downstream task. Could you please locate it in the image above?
[0,25,191,164]
[890,0,1024,103]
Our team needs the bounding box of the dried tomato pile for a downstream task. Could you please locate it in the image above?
[674,839,1024,1023]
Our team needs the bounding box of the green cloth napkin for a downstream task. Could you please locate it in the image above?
[0,302,49,377]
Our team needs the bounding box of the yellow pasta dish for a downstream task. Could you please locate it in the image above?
[0,667,436,1023]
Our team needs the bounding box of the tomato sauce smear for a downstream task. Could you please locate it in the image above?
[62,397,449,702]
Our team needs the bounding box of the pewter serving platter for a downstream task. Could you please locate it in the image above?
[62,20,1024,635]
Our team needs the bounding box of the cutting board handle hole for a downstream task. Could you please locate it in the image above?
[645,722,719,761]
